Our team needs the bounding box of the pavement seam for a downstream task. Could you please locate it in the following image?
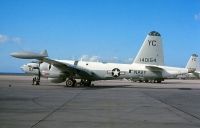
[141,91,200,125]
[30,90,83,128]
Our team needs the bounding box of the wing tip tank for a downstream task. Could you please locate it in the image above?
[10,50,48,59]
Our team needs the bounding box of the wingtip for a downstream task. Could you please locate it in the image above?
[41,50,48,57]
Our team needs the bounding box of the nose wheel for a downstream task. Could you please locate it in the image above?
[32,76,40,85]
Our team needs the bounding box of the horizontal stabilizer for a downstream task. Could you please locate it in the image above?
[145,65,163,71]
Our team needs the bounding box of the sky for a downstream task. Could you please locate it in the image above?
[0,0,200,73]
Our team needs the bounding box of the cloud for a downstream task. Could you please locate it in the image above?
[80,55,101,62]
[79,55,133,63]
[194,13,200,21]
[0,34,8,43]
[0,34,22,44]
[107,57,119,63]
[126,58,133,63]
[89,56,101,62]
[12,37,22,43]
[80,55,89,61]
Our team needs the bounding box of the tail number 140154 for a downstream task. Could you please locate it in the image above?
[140,58,157,62]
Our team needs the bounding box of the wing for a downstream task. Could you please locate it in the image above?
[11,50,99,80]
[41,58,98,80]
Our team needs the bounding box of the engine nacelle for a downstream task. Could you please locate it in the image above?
[39,62,67,83]
[40,62,49,72]
[40,62,64,78]
[48,77,66,83]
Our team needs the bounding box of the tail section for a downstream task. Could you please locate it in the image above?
[186,54,199,71]
[133,31,164,66]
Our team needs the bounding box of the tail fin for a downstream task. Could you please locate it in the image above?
[40,50,48,57]
[186,54,199,71]
[133,31,164,66]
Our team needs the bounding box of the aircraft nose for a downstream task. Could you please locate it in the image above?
[20,65,25,71]
[10,52,18,57]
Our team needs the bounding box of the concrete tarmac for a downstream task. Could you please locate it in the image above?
[1,75,200,128]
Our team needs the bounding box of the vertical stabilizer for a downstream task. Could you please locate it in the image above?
[186,54,199,71]
[133,31,164,65]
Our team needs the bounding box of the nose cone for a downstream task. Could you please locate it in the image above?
[20,65,26,71]
[10,52,20,58]
[10,52,31,59]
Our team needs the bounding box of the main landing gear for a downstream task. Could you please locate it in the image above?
[80,79,92,87]
[65,78,92,87]
[65,78,76,87]
[137,79,163,83]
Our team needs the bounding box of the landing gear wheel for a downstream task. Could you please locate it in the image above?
[80,79,92,87]
[36,77,40,85]
[32,77,36,85]
[72,79,77,87]
[66,78,76,87]
[157,80,161,83]
[32,76,40,85]
[80,79,85,86]
[139,80,143,83]
[36,81,40,85]
[85,80,91,87]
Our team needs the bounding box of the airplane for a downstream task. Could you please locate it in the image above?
[177,54,200,79]
[11,31,194,86]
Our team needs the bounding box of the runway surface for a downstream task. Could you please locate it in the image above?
[1,75,200,128]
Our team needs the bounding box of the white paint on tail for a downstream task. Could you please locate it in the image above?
[133,31,164,66]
